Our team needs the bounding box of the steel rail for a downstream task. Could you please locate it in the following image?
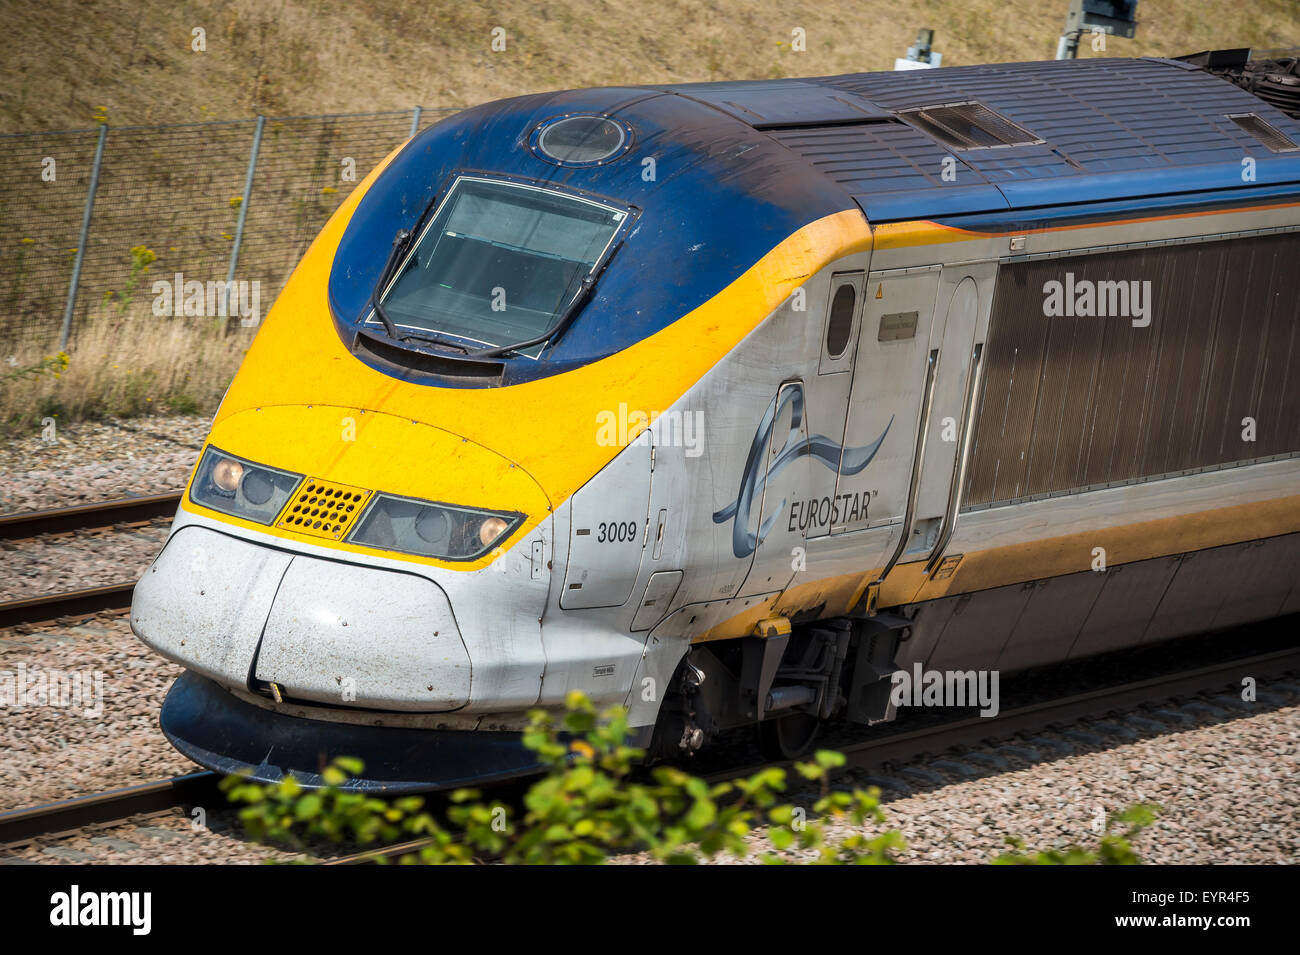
[0,583,137,629]
[0,493,181,542]
[0,772,220,847]
[0,494,184,628]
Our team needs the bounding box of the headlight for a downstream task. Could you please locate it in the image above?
[190,446,303,524]
[212,458,244,493]
[347,493,523,560]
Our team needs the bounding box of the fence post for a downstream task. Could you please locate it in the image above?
[409,106,422,138]
[59,124,108,351]
[223,114,265,323]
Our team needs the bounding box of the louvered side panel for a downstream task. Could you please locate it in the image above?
[963,268,1051,505]
[1105,249,1163,484]
[963,232,1300,509]
[1133,245,1208,478]
[1198,241,1258,466]
[1269,255,1300,455]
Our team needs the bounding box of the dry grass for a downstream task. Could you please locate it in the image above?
[1,0,1297,132]
[1,0,1297,430]
[0,305,252,434]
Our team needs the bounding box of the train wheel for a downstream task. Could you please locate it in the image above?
[757,712,820,761]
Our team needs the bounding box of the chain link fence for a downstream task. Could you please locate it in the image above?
[0,107,455,350]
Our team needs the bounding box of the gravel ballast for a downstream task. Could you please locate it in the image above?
[3,611,1295,864]
[607,682,1300,865]
[0,415,208,514]
[0,522,171,601]
[0,414,205,601]
[0,616,191,813]
[827,683,1300,865]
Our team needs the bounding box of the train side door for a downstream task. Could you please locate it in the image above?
[801,271,864,539]
[561,435,654,609]
[902,267,991,567]
[735,380,814,598]
[832,265,943,575]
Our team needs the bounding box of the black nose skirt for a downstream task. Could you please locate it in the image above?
[158,670,545,793]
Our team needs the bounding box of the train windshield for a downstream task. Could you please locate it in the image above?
[374,176,626,354]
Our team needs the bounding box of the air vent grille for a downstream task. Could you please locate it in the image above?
[898,101,1042,150]
[276,479,372,540]
[1226,112,1299,152]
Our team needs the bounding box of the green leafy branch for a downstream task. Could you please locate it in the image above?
[221,692,1156,866]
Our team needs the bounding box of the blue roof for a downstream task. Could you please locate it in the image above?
[331,57,1300,388]
[662,57,1300,222]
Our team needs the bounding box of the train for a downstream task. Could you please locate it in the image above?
[132,51,1300,790]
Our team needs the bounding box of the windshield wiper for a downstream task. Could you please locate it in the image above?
[368,228,411,339]
[367,226,476,355]
[365,193,633,364]
[471,237,624,359]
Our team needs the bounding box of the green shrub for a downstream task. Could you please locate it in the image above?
[221,692,1157,866]
[222,691,903,865]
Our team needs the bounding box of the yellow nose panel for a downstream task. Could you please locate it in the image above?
[275,478,373,541]
[193,403,551,570]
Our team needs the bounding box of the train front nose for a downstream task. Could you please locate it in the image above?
[130,412,556,790]
[132,525,471,711]
[132,512,555,791]
[130,404,556,789]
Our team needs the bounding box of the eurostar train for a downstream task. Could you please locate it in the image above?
[133,52,1300,790]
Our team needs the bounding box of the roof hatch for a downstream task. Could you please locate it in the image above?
[1226,111,1299,152]
[897,101,1043,150]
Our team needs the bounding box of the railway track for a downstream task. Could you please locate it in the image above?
[0,582,138,629]
[0,772,220,847]
[0,493,180,629]
[0,493,180,543]
[4,637,1297,861]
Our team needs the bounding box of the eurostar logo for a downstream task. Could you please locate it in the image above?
[713,383,891,558]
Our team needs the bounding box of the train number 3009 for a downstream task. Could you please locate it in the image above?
[597,520,639,543]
